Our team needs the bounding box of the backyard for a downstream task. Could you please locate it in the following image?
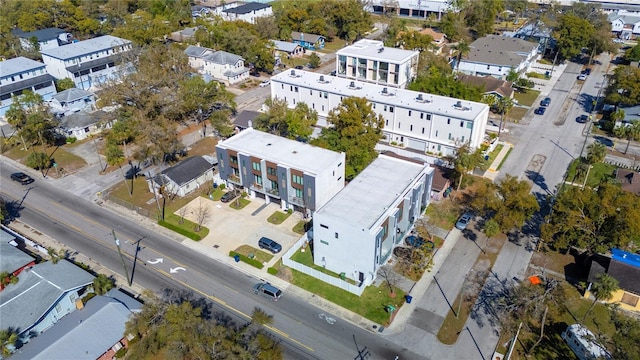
[514,89,541,107]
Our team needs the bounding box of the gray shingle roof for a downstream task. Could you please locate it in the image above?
[11,292,142,360]
[11,27,66,41]
[271,40,301,53]
[0,228,17,243]
[184,45,212,58]
[59,110,109,130]
[291,31,325,44]
[0,241,35,274]
[0,57,46,77]
[162,156,215,186]
[233,110,260,129]
[0,260,95,335]
[51,88,94,103]
[465,35,537,67]
[203,50,243,65]
[41,35,130,60]
[223,2,270,14]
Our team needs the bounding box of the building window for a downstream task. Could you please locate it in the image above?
[447,118,450,125]
[448,133,452,140]
[335,232,339,239]
[422,127,425,134]
[384,105,387,111]
[281,84,284,89]
[310,89,313,95]
[373,103,376,109]
[389,106,394,113]
[460,121,464,127]
[320,240,329,245]
[467,122,473,129]
[427,114,432,120]
[323,92,328,98]
[420,113,424,119]
[292,174,303,185]
[320,224,329,229]
[230,156,238,165]
[410,125,413,131]
[290,85,293,91]
[435,130,438,136]
[55,303,62,313]
[252,162,261,171]
[295,188,303,198]
[254,174,262,185]
[267,167,277,176]
[408,110,412,116]
[398,122,400,129]
[385,120,388,126]
[295,86,298,92]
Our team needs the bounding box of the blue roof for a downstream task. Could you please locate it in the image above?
[611,249,640,269]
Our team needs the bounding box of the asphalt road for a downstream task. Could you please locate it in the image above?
[1,161,419,360]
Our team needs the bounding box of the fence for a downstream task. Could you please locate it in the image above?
[1,225,49,256]
[282,234,366,296]
[103,194,152,218]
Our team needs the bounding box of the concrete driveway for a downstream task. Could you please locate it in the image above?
[179,196,303,266]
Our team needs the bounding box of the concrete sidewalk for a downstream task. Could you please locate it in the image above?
[484,141,513,181]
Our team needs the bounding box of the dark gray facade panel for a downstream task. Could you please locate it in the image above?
[276,165,288,200]
[303,173,316,211]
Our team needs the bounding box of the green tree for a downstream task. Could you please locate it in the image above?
[55,78,76,92]
[483,218,501,238]
[445,142,484,193]
[606,66,640,106]
[93,274,115,295]
[452,40,471,73]
[408,66,483,101]
[582,273,619,323]
[254,98,317,140]
[493,175,540,232]
[625,44,640,62]
[0,197,9,224]
[463,0,504,37]
[312,97,383,180]
[208,110,235,138]
[586,142,607,164]
[397,30,434,52]
[111,10,172,45]
[0,328,18,357]
[613,120,640,154]
[26,152,50,173]
[541,183,640,254]
[308,52,321,69]
[5,91,53,151]
[554,14,595,60]
[105,144,132,197]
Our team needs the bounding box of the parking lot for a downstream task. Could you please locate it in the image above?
[178,196,304,265]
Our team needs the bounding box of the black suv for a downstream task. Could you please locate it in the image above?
[220,190,239,203]
[11,172,34,185]
[258,237,282,254]
[534,107,546,115]
[540,97,551,107]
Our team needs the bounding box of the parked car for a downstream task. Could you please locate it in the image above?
[258,236,282,254]
[11,172,34,185]
[295,65,304,70]
[577,114,589,123]
[540,97,551,107]
[583,68,592,75]
[534,106,546,115]
[259,80,270,87]
[250,71,260,77]
[455,213,472,230]
[220,190,239,203]
[577,74,587,81]
[253,282,282,301]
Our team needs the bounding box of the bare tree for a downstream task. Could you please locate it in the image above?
[379,265,400,297]
[194,199,210,232]
[178,204,189,225]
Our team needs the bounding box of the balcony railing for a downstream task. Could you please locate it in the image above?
[228,174,240,183]
[250,183,263,191]
[289,196,305,206]
[266,187,279,196]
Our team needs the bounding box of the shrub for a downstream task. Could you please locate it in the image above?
[158,220,202,240]
[26,152,50,170]
[267,267,278,275]
[219,183,226,190]
[66,137,77,144]
[229,251,264,269]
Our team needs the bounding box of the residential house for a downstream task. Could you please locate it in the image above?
[336,39,419,88]
[0,238,36,285]
[419,28,447,55]
[40,35,132,90]
[514,21,554,54]
[233,109,260,132]
[215,128,345,216]
[0,260,95,341]
[453,35,539,79]
[609,10,640,40]
[271,40,304,66]
[11,289,143,360]
[170,26,199,42]
[615,168,640,194]
[148,156,217,197]
[191,5,211,18]
[184,45,249,85]
[615,105,640,128]
[586,248,640,313]
[221,2,272,24]
[11,27,73,52]
[194,0,241,17]
[428,164,451,200]
[312,154,434,286]
[457,74,514,99]
[48,88,96,115]
[270,69,489,157]
[366,0,452,19]
[58,110,114,140]
[0,57,57,118]
[291,31,325,51]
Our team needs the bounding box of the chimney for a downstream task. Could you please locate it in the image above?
[417,94,423,101]
[300,32,304,41]
[320,75,325,82]
[456,100,462,108]
[248,120,253,129]
[382,87,388,94]
[291,69,295,76]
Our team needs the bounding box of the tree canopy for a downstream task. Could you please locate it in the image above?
[605,66,640,106]
[625,44,640,62]
[408,66,483,102]
[254,98,318,141]
[554,14,594,60]
[311,97,383,180]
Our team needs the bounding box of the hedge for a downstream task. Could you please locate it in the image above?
[229,251,264,269]
[158,220,202,240]
[267,267,278,275]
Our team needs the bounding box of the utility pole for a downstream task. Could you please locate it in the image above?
[93,137,104,172]
[112,229,131,286]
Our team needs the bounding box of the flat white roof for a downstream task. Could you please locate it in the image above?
[0,57,46,76]
[217,128,343,175]
[337,39,418,63]
[271,70,487,121]
[315,155,430,230]
[41,35,130,60]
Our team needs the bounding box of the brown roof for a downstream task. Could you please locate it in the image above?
[615,168,640,195]
[429,164,451,192]
[419,28,445,43]
[457,74,514,98]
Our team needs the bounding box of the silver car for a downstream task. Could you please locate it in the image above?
[455,213,472,230]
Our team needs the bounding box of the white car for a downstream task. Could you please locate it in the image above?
[259,80,270,87]
[577,74,587,81]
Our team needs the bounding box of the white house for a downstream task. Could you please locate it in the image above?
[366,0,453,19]
[11,27,73,52]
[609,10,640,40]
[0,57,57,118]
[270,69,489,157]
[184,45,249,85]
[40,35,132,90]
[58,110,114,141]
[561,324,612,360]
[312,154,434,286]
[148,156,217,197]
[453,35,539,79]
[221,2,272,24]
[48,88,96,115]
[336,39,419,89]
[271,40,304,66]
[215,128,345,216]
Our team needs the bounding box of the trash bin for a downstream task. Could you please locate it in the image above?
[234,254,240,262]
[405,295,413,304]
[340,272,346,280]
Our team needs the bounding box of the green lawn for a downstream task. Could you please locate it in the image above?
[290,247,357,284]
[508,106,529,123]
[565,160,616,187]
[229,198,251,210]
[163,213,209,239]
[234,245,273,264]
[479,144,503,171]
[204,187,224,201]
[514,89,541,107]
[267,210,291,225]
[288,268,406,325]
[292,220,312,235]
[425,202,460,229]
[497,147,512,170]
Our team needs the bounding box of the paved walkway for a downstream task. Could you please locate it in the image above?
[483,141,513,181]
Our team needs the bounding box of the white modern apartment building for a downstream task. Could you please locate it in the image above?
[0,57,57,118]
[221,2,272,24]
[40,35,132,90]
[312,154,434,286]
[366,0,453,19]
[215,128,345,216]
[270,70,489,157]
[336,39,419,89]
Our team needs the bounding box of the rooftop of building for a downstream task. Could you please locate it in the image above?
[223,2,270,14]
[161,156,216,186]
[0,241,35,274]
[465,35,538,67]
[0,57,46,77]
[315,154,431,230]
[337,39,419,62]
[11,27,67,41]
[270,40,301,53]
[270,69,488,121]
[216,128,344,175]
[51,88,94,103]
[291,31,325,43]
[41,35,130,60]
